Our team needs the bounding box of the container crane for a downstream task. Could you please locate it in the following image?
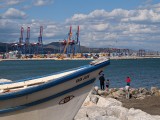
[25,27,30,54]
[63,26,72,55]
[58,26,72,59]
[69,26,81,58]
[75,26,81,54]
[19,27,24,45]
[37,26,44,54]
[38,26,43,45]
[18,27,24,53]
[25,27,30,45]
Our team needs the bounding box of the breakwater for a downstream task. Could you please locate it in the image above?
[74,86,160,120]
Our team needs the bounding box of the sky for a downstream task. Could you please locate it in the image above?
[0,0,160,51]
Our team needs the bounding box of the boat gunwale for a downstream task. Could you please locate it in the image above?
[0,64,90,85]
[0,60,110,100]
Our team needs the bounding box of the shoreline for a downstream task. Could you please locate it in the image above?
[74,86,160,120]
[1,56,160,61]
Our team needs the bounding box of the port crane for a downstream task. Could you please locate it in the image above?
[24,27,30,54]
[58,26,81,59]
[37,26,44,54]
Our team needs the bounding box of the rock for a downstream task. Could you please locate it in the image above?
[90,95,99,104]
[136,94,146,100]
[97,97,122,108]
[154,91,160,96]
[138,87,150,95]
[85,106,106,119]
[151,87,159,94]
[91,86,99,95]
[82,95,91,106]
[74,108,88,120]
[75,117,89,120]
[112,89,125,99]
[75,87,160,120]
[83,101,96,107]
[128,108,160,120]
[106,106,128,120]
[130,88,139,95]
[94,86,99,91]
[90,116,119,120]
[97,90,105,96]
[110,88,118,93]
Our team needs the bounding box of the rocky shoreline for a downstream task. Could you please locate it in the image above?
[74,86,160,120]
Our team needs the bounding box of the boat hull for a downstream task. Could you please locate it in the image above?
[0,58,110,120]
[0,82,93,120]
[0,69,104,120]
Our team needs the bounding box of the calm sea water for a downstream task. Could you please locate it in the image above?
[0,59,160,88]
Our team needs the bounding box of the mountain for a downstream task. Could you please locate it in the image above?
[0,42,135,54]
[0,42,99,54]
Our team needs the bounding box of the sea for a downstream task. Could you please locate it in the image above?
[0,58,160,89]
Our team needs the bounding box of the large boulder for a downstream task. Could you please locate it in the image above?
[97,90,106,96]
[112,89,126,99]
[97,97,122,108]
[128,108,160,120]
[85,106,107,119]
[75,118,89,120]
[154,90,160,96]
[151,87,159,95]
[90,116,119,120]
[74,108,88,120]
[90,95,99,104]
[138,87,150,95]
[91,86,99,95]
[106,106,128,120]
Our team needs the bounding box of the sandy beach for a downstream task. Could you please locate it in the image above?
[120,96,160,115]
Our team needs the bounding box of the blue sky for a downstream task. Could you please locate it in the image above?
[0,0,160,51]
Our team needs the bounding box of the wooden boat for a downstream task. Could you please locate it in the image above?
[0,57,110,120]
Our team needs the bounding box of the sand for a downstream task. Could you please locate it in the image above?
[119,96,160,115]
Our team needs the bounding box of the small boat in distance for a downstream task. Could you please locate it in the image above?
[0,57,110,120]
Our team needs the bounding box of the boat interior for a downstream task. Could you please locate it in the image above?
[0,66,88,94]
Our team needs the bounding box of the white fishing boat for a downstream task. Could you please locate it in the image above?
[0,57,110,120]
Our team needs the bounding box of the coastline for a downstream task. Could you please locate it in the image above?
[1,56,160,61]
[74,86,160,120]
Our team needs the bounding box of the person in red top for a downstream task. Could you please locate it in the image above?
[126,76,131,86]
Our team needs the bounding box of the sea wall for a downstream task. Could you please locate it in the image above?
[74,86,160,120]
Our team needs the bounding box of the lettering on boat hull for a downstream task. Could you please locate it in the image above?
[76,74,90,83]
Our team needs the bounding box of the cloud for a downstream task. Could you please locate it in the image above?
[0,0,26,8]
[65,6,160,51]
[33,0,54,6]
[122,9,160,23]
[6,0,25,6]
[0,3,160,51]
[2,8,27,19]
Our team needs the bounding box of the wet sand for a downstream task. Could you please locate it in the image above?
[120,96,160,115]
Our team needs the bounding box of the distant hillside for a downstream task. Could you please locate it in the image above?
[44,42,93,53]
[1,42,132,54]
[0,42,12,53]
[0,42,103,53]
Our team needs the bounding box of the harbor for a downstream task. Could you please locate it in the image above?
[0,1,160,119]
